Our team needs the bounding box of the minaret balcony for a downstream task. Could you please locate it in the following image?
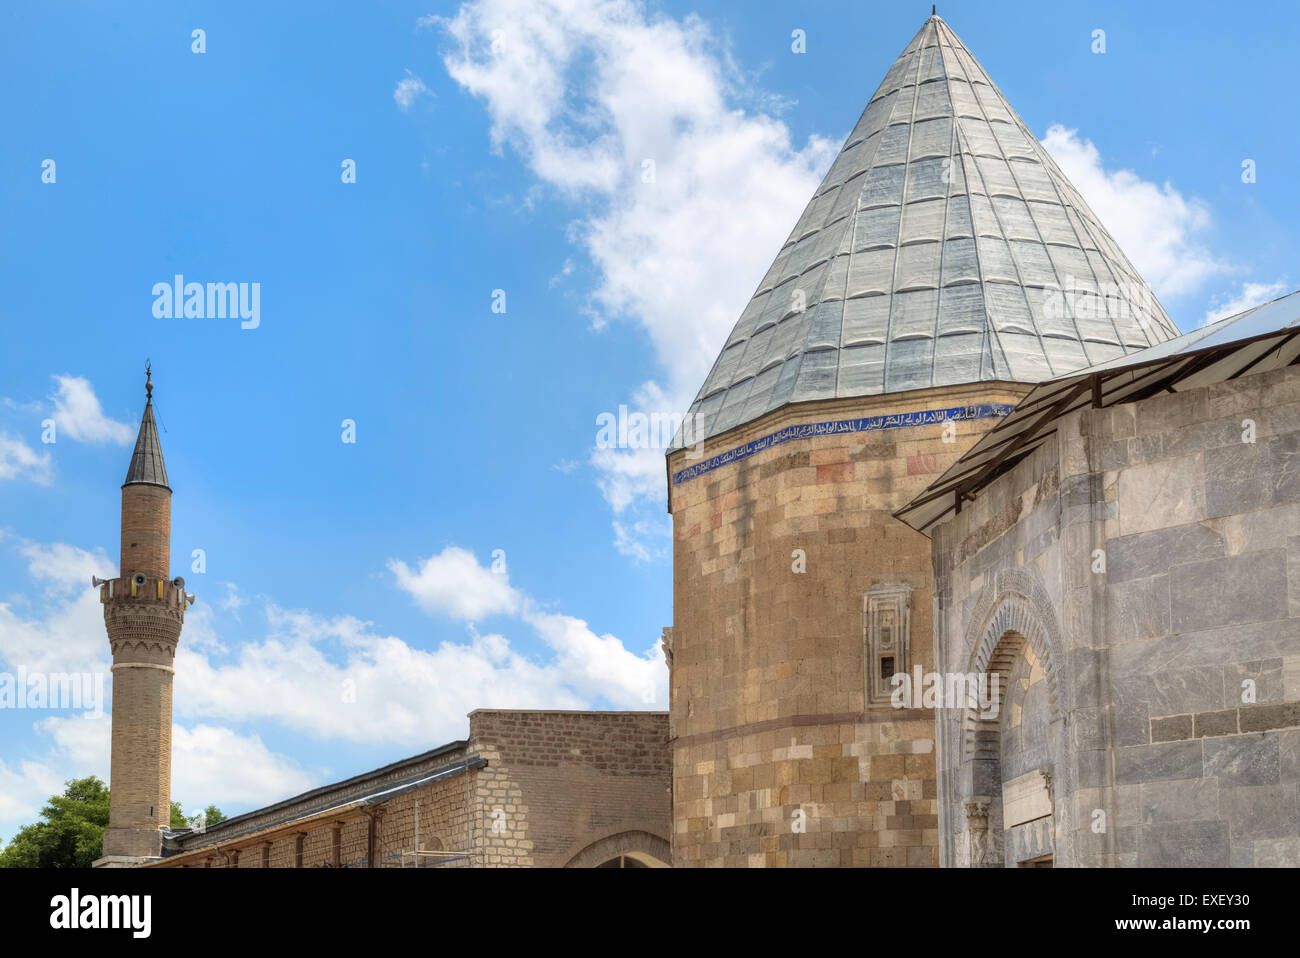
[98,574,191,611]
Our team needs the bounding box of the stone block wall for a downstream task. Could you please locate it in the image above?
[931,363,1300,867]
[667,382,1030,866]
[467,709,671,866]
[151,709,670,868]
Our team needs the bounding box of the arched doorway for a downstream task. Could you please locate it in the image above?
[960,593,1061,867]
[564,830,671,868]
[594,852,660,868]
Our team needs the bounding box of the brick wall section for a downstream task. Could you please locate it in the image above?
[374,774,477,867]
[152,710,670,868]
[931,363,1300,867]
[169,767,478,869]
[120,484,171,580]
[666,382,1030,867]
[468,709,671,866]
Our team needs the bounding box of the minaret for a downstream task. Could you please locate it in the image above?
[97,366,189,863]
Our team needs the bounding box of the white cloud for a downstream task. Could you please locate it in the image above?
[611,515,669,563]
[590,444,664,514]
[0,433,52,484]
[521,608,663,706]
[172,601,662,747]
[0,755,64,826]
[172,724,316,810]
[0,535,666,833]
[31,715,315,819]
[18,540,113,595]
[434,0,837,546]
[1041,125,1228,299]
[1201,280,1289,327]
[387,545,520,619]
[217,581,245,619]
[50,376,133,445]
[166,546,665,745]
[436,0,836,388]
[394,69,431,110]
[0,541,112,674]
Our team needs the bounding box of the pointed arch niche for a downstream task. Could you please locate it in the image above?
[959,590,1063,867]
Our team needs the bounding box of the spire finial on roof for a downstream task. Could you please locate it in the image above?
[124,363,170,489]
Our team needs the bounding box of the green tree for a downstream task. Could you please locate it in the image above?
[171,801,227,830]
[0,776,110,868]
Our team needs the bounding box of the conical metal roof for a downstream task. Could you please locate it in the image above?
[674,15,1181,449]
[124,369,169,489]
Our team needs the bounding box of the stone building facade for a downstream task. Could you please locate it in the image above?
[90,13,1300,870]
[666,382,1028,866]
[92,373,670,870]
[921,357,1300,867]
[662,12,1183,866]
[151,709,671,868]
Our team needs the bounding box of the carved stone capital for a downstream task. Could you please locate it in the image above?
[964,796,992,867]
[964,796,992,822]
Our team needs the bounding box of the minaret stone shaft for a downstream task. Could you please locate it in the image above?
[99,366,187,862]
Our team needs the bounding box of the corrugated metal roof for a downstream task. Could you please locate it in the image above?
[894,289,1300,535]
[671,14,1180,451]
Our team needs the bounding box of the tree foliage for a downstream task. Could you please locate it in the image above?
[0,776,110,868]
[0,781,229,867]
[171,801,227,830]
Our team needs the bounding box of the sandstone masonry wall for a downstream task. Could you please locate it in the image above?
[468,709,671,867]
[667,382,1030,866]
[152,710,670,868]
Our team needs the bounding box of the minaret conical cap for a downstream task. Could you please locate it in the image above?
[123,365,170,490]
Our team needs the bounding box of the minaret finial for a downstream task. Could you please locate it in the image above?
[145,361,153,402]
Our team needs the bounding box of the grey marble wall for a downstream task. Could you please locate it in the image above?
[930,363,1300,867]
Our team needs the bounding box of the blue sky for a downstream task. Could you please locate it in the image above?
[1,0,1296,838]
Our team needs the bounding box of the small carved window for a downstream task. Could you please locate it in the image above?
[865,585,912,706]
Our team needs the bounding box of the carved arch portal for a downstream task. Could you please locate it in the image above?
[958,579,1063,867]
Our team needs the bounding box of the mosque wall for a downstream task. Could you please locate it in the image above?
[667,380,1030,866]
[931,363,1300,866]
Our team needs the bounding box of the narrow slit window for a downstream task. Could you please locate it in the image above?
[865,585,912,705]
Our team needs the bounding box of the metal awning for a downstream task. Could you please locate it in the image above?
[893,290,1300,536]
